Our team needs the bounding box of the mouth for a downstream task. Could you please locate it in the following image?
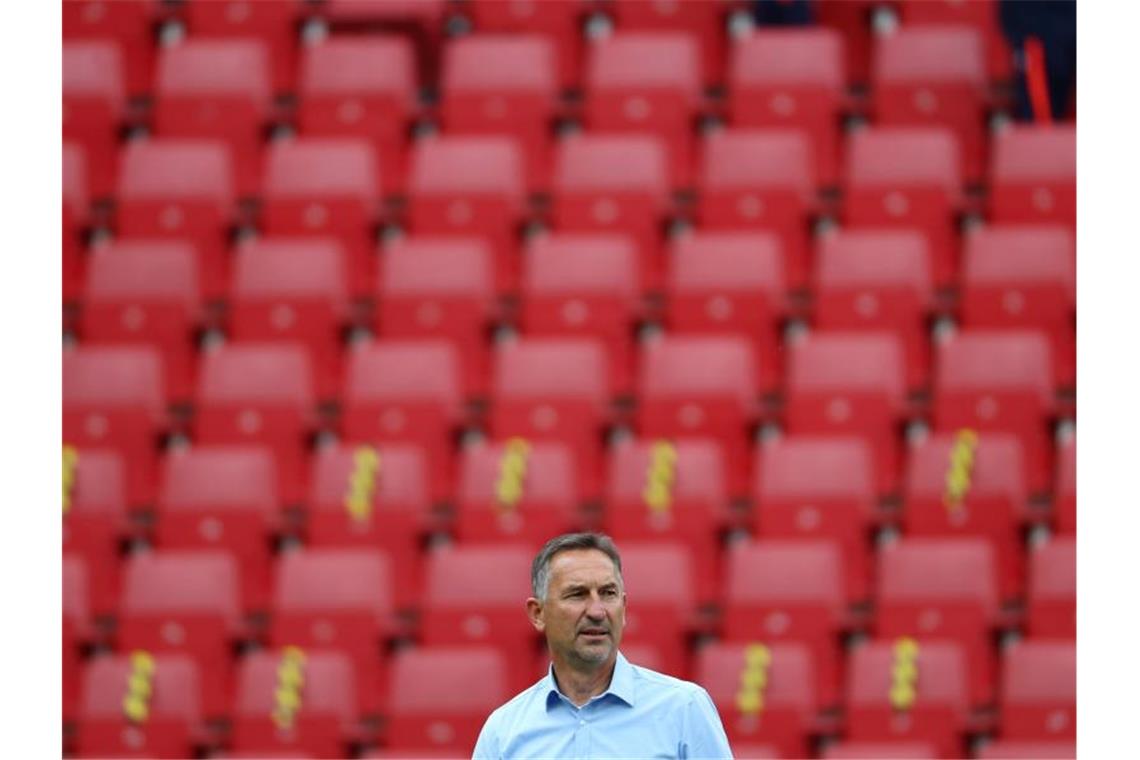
[578,628,609,641]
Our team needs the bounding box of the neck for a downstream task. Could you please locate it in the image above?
[551,654,618,708]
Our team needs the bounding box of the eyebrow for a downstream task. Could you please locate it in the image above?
[561,582,619,595]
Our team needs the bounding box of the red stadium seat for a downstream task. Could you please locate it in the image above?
[814,1,877,87]
[784,331,908,494]
[297,37,417,194]
[194,343,315,504]
[604,437,728,603]
[269,548,395,713]
[183,0,302,95]
[63,346,165,506]
[116,139,236,298]
[977,740,1077,759]
[1054,437,1075,535]
[80,240,201,403]
[584,33,702,188]
[468,0,585,89]
[63,142,90,301]
[454,439,581,546]
[231,648,358,757]
[989,126,1075,230]
[76,653,201,759]
[490,338,611,494]
[386,646,510,753]
[695,131,813,288]
[637,336,758,493]
[903,432,1029,600]
[899,0,1012,81]
[665,231,786,393]
[441,35,558,191]
[520,233,640,394]
[1000,641,1076,741]
[63,448,126,616]
[551,134,671,290]
[728,29,845,187]
[63,556,91,722]
[63,41,125,198]
[723,539,846,707]
[342,339,464,501]
[814,229,935,390]
[961,225,1076,388]
[62,0,156,97]
[1026,537,1075,640]
[823,741,939,759]
[694,642,817,758]
[421,545,537,690]
[230,237,350,400]
[407,136,528,292]
[872,26,988,181]
[731,744,782,760]
[611,0,729,88]
[156,446,279,611]
[617,542,697,679]
[752,436,877,602]
[376,237,496,397]
[933,329,1055,492]
[117,550,242,718]
[307,444,429,611]
[874,538,1000,705]
[845,639,969,758]
[154,39,272,195]
[843,128,962,287]
[261,138,381,298]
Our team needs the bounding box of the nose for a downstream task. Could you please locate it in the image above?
[585,593,607,621]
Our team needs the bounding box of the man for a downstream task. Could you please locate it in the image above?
[473,533,733,759]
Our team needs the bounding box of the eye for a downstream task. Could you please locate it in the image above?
[601,588,618,599]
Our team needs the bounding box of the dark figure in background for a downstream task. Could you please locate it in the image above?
[752,0,814,27]
[1000,0,1077,121]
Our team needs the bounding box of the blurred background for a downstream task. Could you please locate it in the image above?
[61,0,1076,757]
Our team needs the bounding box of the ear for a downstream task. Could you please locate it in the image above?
[525,597,545,633]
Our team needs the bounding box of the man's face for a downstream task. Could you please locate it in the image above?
[529,548,626,669]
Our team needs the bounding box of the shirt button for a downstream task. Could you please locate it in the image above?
[579,720,585,726]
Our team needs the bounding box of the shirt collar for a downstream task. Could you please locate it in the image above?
[544,651,636,710]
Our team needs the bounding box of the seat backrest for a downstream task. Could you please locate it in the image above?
[1028,537,1075,602]
[587,33,701,96]
[730,29,845,89]
[873,26,986,85]
[619,542,695,610]
[695,641,816,710]
[700,130,814,195]
[963,226,1075,296]
[234,648,357,721]
[156,39,271,106]
[299,37,417,102]
[524,234,640,297]
[409,136,526,198]
[606,437,727,506]
[309,444,429,511]
[382,237,495,297]
[159,446,278,515]
[876,538,999,613]
[274,549,394,618]
[263,139,380,200]
[424,544,534,608]
[67,448,126,519]
[493,338,610,400]
[904,431,1026,506]
[668,232,786,294]
[343,340,463,406]
[388,646,509,714]
[639,336,757,407]
[63,40,126,109]
[233,238,348,301]
[787,331,906,398]
[846,128,960,190]
[823,742,941,759]
[1002,641,1075,703]
[554,134,669,194]
[846,639,968,709]
[755,436,876,502]
[117,139,235,205]
[815,229,933,294]
[64,555,91,626]
[63,346,165,412]
[992,126,1076,184]
[456,440,579,507]
[935,330,1053,403]
[121,550,241,620]
[81,653,201,722]
[197,343,315,407]
[726,539,844,608]
[85,240,200,306]
[443,35,557,94]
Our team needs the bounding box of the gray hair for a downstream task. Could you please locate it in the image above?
[531,532,624,600]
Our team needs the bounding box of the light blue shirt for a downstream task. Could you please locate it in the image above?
[472,651,733,760]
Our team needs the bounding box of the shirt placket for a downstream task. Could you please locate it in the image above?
[572,702,590,760]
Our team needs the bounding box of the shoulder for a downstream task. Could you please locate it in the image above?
[629,662,709,702]
[484,676,551,727]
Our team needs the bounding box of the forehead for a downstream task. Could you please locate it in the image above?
[547,549,620,588]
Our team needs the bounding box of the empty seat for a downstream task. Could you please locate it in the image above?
[261,138,381,297]
[989,126,1075,230]
[63,448,126,616]
[1000,641,1076,741]
[307,444,429,610]
[899,0,1012,80]
[116,139,235,298]
[421,545,536,691]
[80,240,201,403]
[637,336,758,493]
[468,0,585,89]
[728,29,845,187]
[845,639,969,758]
[441,35,558,191]
[297,37,416,194]
[551,134,671,289]
[376,236,496,397]
[584,33,702,188]
[63,556,90,722]
[814,1,877,86]
[520,233,640,394]
[231,648,357,758]
[63,142,90,301]
[723,539,846,707]
[63,346,165,506]
[822,741,940,759]
[961,225,1076,388]
[611,0,729,88]
[752,436,877,602]
[603,437,727,603]
[1054,436,1075,535]
[977,740,1077,759]
[154,39,272,195]
[695,130,814,288]
[117,550,242,718]
[874,538,1000,705]
[731,744,782,760]
[76,653,201,759]
[784,331,908,494]
[270,548,395,713]
[407,136,527,292]
[489,338,611,495]
[454,439,581,546]
[386,646,509,753]
[341,339,464,502]
[194,343,315,504]
[903,432,1029,600]
[62,0,156,97]
[872,27,989,181]
[694,642,816,758]
[184,0,301,95]
[814,229,935,389]
[230,237,350,399]
[616,542,697,678]
[665,231,786,393]
[843,128,962,287]
[63,41,125,197]
[1026,537,1075,639]
[156,446,278,611]
[933,329,1055,492]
